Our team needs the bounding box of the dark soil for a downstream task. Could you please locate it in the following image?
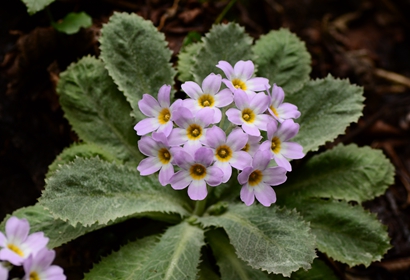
[2,0,410,279]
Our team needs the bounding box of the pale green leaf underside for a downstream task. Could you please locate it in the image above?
[270,259,338,280]
[85,222,204,280]
[46,142,119,179]
[199,204,316,277]
[287,75,364,152]
[57,56,142,163]
[40,157,191,226]
[21,0,54,14]
[192,23,253,83]
[253,28,311,93]
[177,42,202,83]
[206,229,272,280]
[278,144,394,203]
[283,198,391,267]
[52,12,92,35]
[100,12,176,120]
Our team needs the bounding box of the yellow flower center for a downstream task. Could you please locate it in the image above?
[187,124,202,140]
[158,148,171,164]
[241,108,255,123]
[216,145,232,162]
[158,108,171,125]
[242,143,249,152]
[8,244,24,257]
[248,170,263,186]
[232,78,247,90]
[198,94,215,108]
[269,105,279,117]
[271,136,281,154]
[190,163,207,180]
[30,271,40,280]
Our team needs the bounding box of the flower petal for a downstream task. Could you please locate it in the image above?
[168,128,188,147]
[205,166,224,186]
[173,107,194,128]
[195,107,214,128]
[254,184,277,206]
[202,73,222,94]
[266,120,278,140]
[242,123,260,137]
[281,142,305,159]
[233,60,254,80]
[277,103,301,120]
[273,153,292,171]
[173,150,194,170]
[246,77,270,92]
[226,108,243,126]
[204,126,226,148]
[276,119,300,141]
[226,128,248,151]
[156,121,173,137]
[134,118,160,136]
[5,217,29,244]
[238,167,253,185]
[138,136,161,157]
[137,157,162,175]
[138,94,161,117]
[188,180,208,200]
[262,167,287,186]
[181,81,203,100]
[157,84,171,108]
[240,185,255,206]
[233,89,249,110]
[214,88,233,107]
[230,151,252,170]
[194,147,214,167]
[250,92,269,114]
[158,164,174,186]
[216,61,234,80]
[170,170,192,190]
[252,150,271,170]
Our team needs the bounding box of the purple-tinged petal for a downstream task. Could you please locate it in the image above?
[194,147,214,167]
[184,140,203,155]
[226,128,248,151]
[254,184,276,206]
[23,232,49,256]
[6,217,29,244]
[238,167,253,185]
[170,170,192,190]
[173,107,194,128]
[157,85,171,108]
[233,60,254,80]
[40,265,66,280]
[266,120,278,140]
[28,247,55,269]
[246,77,270,92]
[168,128,188,147]
[173,150,194,170]
[230,151,252,170]
[250,92,269,114]
[277,119,300,141]
[0,249,24,266]
[170,99,183,114]
[222,79,237,93]
[233,89,249,110]
[245,135,262,156]
[152,132,169,146]
[137,157,162,175]
[270,84,284,106]
[204,126,226,148]
[205,166,224,186]
[214,88,233,107]
[240,186,255,206]
[262,167,287,186]
[138,136,160,157]
[156,121,173,137]
[273,154,292,171]
[277,103,301,120]
[226,108,243,126]
[0,233,6,247]
[281,142,305,159]
[214,161,232,183]
[242,123,260,137]
[202,73,222,94]
[188,180,208,200]
[259,141,272,155]
[210,107,222,123]
[253,114,271,131]
[0,262,8,280]
[195,107,214,128]
[252,150,271,170]
[216,61,234,80]
[159,164,174,186]
[138,94,161,117]
[181,81,203,100]
[134,118,160,136]
[182,99,197,114]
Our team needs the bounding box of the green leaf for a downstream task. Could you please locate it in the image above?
[277,144,394,203]
[287,75,364,152]
[46,142,119,179]
[191,22,253,83]
[206,228,272,280]
[57,56,142,163]
[84,235,158,280]
[0,204,106,248]
[252,28,311,93]
[177,42,202,83]
[20,0,54,15]
[85,222,205,280]
[52,12,92,35]
[100,12,176,119]
[39,157,192,226]
[270,259,338,280]
[198,204,316,277]
[282,198,391,267]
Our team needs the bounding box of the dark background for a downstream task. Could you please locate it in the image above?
[2,0,410,279]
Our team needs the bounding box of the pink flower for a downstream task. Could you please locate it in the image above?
[0,217,48,266]
[238,150,287,207]
[181,73,233,123]
[241,135,262,157]
[169,147,223,200]
[134,85,182,137]
[23,248,66,280]
[267,84,300,122]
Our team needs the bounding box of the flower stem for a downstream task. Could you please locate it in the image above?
[193,187,209,216]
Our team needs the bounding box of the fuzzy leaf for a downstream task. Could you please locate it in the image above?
[270,259,338,280]
[52,12,92,35]
[281,198,391,267]
[100,12,176,119]
[177,42,202,83]
[85,222,204,280]
[252,28,311,93]
[277,144,394,203]
[191,23,253,83]
[20,0,54,14]
[39,157,191,226]
[46,142,119,179]
[57,56,142,163]
[287,75,364,152]
[206,229,272,280]
[198,204,316,277]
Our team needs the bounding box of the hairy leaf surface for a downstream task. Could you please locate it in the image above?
[192,23,253,83]
[177,42,202,83]
[40,157,191,226]
[253,28,311,93]
[270,259,338,280]
[278,144,394,202]
[100,12,175,119]
[287,75,364,152]
[57,56,141,163]
[199,204,316,277]
[21,0,54,14]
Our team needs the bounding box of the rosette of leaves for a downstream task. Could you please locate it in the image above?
[1,12,393,279]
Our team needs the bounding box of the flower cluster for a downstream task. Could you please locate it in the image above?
[135,60,304,207]
[0,217,65,280]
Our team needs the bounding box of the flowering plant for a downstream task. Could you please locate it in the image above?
[1,13,393,279]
